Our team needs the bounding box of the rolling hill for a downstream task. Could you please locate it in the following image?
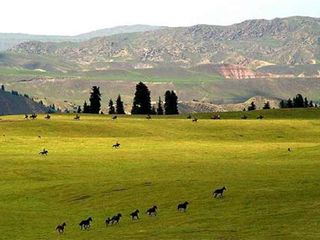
[0,25,164,51]
[0,89,49,115]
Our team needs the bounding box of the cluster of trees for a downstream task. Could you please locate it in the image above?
[108,95,125,114]
[245,101,270,111]
[279,94,317,108]
[80,82,179,115]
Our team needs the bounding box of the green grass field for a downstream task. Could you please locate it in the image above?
[1,110,320,239]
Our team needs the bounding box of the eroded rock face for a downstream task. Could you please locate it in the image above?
[217,64,271,79]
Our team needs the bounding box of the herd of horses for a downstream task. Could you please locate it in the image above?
[24,113,265,123]
[56,188,226,234]
[20,113,264,235]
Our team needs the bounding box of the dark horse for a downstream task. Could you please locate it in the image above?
[213,186,226,198]
[79,217,92,230]
[74,114,80,120]
[112,142,120,148]
[146,206,157,216]
[45,114,51,120]
[192,118,198,122]
[111,213,122,224]
[146,115,151,120]
[257,115,264,119]
[30,113,37,120]
[24,114,29,119]
[56,222,66,234]
[105,217,112,226]
[112,116,118,120]
[39,149,48,155]
[130,209,140,220]
[177,201,189,212]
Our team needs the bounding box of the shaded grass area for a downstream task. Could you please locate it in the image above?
[0,114,320,239]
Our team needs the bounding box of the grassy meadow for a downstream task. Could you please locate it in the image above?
[0,110,320,239]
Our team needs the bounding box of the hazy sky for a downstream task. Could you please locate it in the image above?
[1,0,319,35]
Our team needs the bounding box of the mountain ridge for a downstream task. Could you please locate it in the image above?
[8,16,320,69]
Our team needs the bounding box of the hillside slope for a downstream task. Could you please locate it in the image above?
[0,90,48,115]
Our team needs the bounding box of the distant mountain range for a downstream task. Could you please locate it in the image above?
[0,25,165,51]
[0,16,320,112]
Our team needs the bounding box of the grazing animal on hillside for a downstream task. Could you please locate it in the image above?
[177,201,189,212]
[146,206,158,216]
[112,116,117,120]
[213,186,226,198]
[241,115,248,119]
[192,118,198,122]
[24,114,29,119]
[56,222,66,234]
[79,217,92,230]
[105,217,112,226]
[257,115,264,119]
[111,213,122,224]
[39,149,48,155]
[45,114,51,120]
[130,209,140,220]
[146,115,151,120]
[30,113,37,120]
[74,114,80,120]
[112,142,120,148]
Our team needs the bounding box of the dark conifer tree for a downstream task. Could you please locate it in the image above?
[108,99,115,114]
[131,82,152,114]
[304,97,309,108]
[157,96,164,115]
[279,100,286,108]
[77,106,82,113]
[263,101,271,109]
[293,94,304,108]
[116,95,125,114]
[89,86,101,114]
[247,101,256,111]
[287,98,293,108]
[164,91,179,115]
[1,84,4,91]
[83,101,89,113]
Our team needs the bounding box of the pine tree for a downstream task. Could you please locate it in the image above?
[247,102,256,111]
[164,91,179,115]
[116,95,125,114]
[77,106,82,113]
[279,100,286,108]
[131,82,152,114]
[108,99,115,114]
[293,94,304,108]
[263,101,271,109]
[156,97,164,115]
[89,86,101,114]
[1,84,4,91]
[83,101,89,113]
[304,97,309,108]
[287,98,293,108]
